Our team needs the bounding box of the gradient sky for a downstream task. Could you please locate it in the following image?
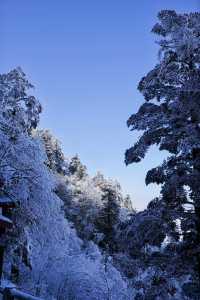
[1,0,199,210]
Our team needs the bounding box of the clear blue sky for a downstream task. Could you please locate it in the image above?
[1,0,199,210]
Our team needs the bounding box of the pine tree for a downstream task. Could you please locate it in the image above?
[95,182,120,252]
[38,130,68,175]
[68,155,87,180]
[125,10,200,278]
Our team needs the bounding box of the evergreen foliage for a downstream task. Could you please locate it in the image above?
[125,10,200,286]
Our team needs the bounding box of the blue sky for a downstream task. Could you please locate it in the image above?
[1,0,199,210]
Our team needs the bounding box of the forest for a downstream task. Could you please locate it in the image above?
[0,9,200,300]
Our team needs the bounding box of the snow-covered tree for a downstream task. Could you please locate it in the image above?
[122,194,134,212]
[37,129,68,175]
[68,155,87,180]
[0,68,42,203]
[125,10,200,280]
[0,67,41,135]
[117,202,165,258]
[93,173,122,253]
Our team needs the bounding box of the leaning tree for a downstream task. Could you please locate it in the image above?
[125,10,200,276]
